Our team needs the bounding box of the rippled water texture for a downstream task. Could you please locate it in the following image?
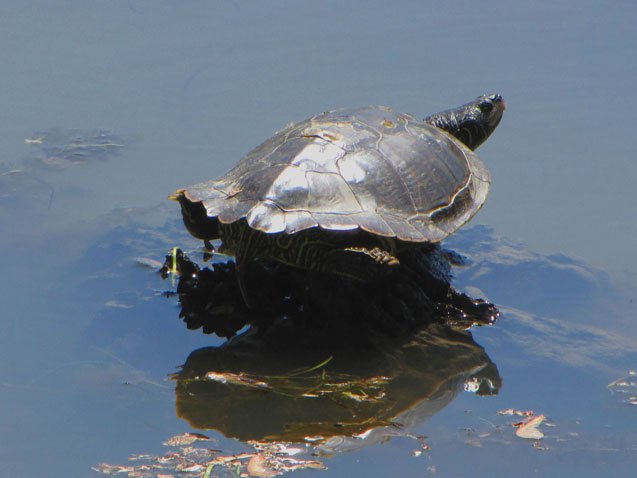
[1,1,636,477]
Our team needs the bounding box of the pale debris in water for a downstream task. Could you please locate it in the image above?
[276,457,326,473]
[163,432,210,447]
[247,454,278,477]
[341,390,385,402]
[96,435,325,477]
[271,444,303,456]
[249,441,305,457]
[514,414,546,440]
[498,408,535,417]
[92,463,136,474]
[24,129,125,169]
[608,370,637,405]
[205,371,271,389]
[246,442,326,476]
[352,429,374,440]
[176,463,206,473]
[246,452,326,477]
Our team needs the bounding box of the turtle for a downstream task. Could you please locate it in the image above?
[171,94,505,300]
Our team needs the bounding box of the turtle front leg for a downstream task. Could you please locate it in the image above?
[321,247,400,281]
[344,247,400,267]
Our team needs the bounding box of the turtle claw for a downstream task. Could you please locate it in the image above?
[345,246,400,267]
[370,247,400,267]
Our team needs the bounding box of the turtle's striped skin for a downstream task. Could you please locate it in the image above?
[173,95,505,291]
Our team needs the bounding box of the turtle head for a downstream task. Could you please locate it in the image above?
[425,94,505,151]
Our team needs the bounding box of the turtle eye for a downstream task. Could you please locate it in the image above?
[478,101,494,114]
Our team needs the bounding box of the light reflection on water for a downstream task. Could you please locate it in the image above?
[1,1,636,477]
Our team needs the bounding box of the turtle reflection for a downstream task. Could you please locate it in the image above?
[165,247,500,453]
[174,322,500,451]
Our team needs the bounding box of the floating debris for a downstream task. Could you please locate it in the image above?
[454,409,564,450]
[205,371,271,390]
[94,434,326,477]
[24,128,125,170]
[497,409,535,417]
[247,454,278,477]
[514,414,546,440]
[608,370,637,405]
[163,432,211,447]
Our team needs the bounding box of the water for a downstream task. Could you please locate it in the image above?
[1,1,636,476]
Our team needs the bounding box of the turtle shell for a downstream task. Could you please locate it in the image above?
[183,105,490,243]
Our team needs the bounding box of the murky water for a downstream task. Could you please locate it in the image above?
[1,1,636,477]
